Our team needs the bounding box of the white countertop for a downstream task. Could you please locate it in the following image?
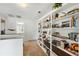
[0,34,24,39]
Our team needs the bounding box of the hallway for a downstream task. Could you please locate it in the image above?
[23,40,46,56]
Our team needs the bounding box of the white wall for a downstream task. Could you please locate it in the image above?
[24,19,38,41]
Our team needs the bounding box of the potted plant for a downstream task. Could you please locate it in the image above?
[52,3,62,9]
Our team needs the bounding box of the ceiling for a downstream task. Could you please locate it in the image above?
[0,3,52,21]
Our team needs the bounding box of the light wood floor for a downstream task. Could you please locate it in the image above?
[23,40,46,56]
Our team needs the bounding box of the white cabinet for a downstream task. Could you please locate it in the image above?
[0,39,23,56]
[0,17,5,35]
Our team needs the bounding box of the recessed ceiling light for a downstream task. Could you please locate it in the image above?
[18,3,28,8]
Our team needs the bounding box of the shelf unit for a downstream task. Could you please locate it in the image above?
[37,4,79,56]
[0,17,6,35]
